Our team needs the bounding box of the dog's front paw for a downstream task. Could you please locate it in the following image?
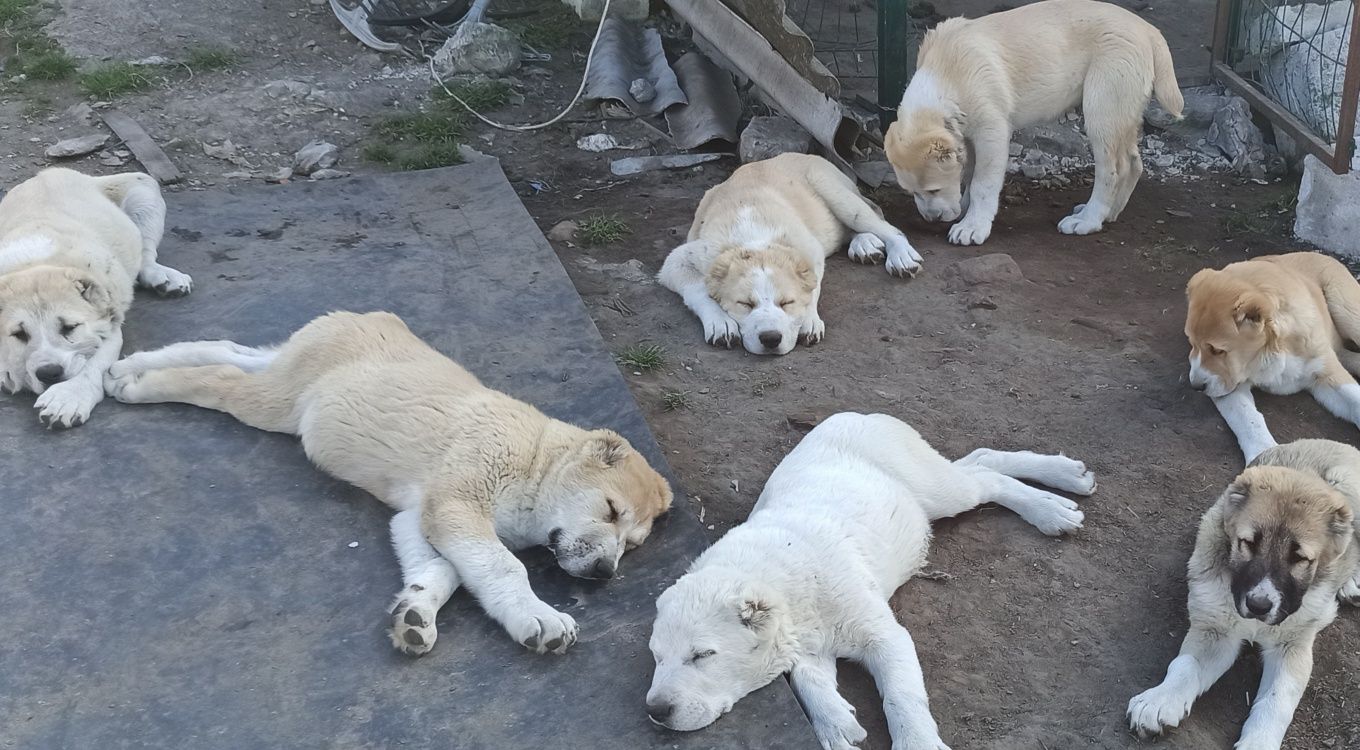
[104,368,144,402]
[848,233,885,264]
[1057,208,1105,236]
[947,218,992,246]
[138,264,193,297]
[702,314,740,349]
[506,602,577,654]
[35,379,101,428]
[1023,492,1085,536]
[389,598,439,656]
[1338,574,1360,606]
[799,315,826,346]
[1127,685,1193,739]
[809,700,867,750]
[884,237,923,278]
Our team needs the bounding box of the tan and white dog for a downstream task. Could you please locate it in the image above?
[1185,252,1360,463]
[645,412,1092,748]
[1129,439,1360,750]
[658,153,921,355]
[104,311,673,655]
[0,167,191,427]
[884,0,1183,245]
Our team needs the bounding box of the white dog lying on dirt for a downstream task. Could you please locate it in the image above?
[884,0,1183,245]
[658,153,921,356]
[105,311,672,655]
[645,412,1094,748]
[0,167,191,427]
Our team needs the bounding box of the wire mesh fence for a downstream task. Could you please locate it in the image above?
[1215,0,1359,172]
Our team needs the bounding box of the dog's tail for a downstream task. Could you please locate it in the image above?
[1150,33,1184,120]
[93,172,165,259]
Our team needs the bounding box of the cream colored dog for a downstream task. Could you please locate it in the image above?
[105,311,673,656]
[1185,252,1360,463]
[1129,439,1360,749]
[658,153,921,355]
[884,0,1183,245]
[0,167,191,427]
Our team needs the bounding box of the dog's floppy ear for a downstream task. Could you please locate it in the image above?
[582,430,629,469]
[1233,291,1273,329]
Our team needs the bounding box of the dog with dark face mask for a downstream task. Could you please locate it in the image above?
[1128,439,1360,750]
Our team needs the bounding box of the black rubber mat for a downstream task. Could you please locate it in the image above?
[0,162,817,749]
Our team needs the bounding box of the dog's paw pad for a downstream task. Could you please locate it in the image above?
[34,382,99,429]
[389,601,437,657]
[948,221,992,246]
[1058,212,1104,236]
[510,607,577,655]
[1127,687,1191,738]
[139,266,194,297]
[848,233,886,264]
[798,317,826,346]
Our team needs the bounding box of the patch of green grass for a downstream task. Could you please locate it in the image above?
[374,111,466,144]
[616,344,665,372]
[577,214,632,246]
[505,4,581,49]
[364,87,478,171]
[79,62,155,98]
[393,142,463,170]
[661,389,692,411]
[439,80,512,111]
[20,48,76,79]
[362,143,397,164]
[0,0,34,25]
[184,46,239,73]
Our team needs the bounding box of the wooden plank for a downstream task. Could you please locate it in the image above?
[100,109,181,184]
[1331,5,1360,173]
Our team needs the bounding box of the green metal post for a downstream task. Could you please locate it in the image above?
[878,0,912,130]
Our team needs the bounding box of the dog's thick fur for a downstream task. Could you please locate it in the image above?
[1185,252,1360,463]
[1128,439,1360,749]
[0,167,191,427]
[884,0,1182,245]
[645,412,1093,748]
[105,311,672,655]
[657,154,921,355]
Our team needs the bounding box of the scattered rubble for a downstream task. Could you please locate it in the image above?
[292,140,338,176]
[45,134,108,158]
[739,115,813,162]
[202,139,253,167]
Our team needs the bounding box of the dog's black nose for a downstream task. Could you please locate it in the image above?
[1190,381,1207,392]
[35,365,65,385]
[592,559,616,579]
[548,528,563,549]
[758,331,782,350]
[647,702,674,724]
[1245,592,1273,617]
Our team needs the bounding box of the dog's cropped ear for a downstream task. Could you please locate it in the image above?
[1226,476,1251,507]
[1233,291,1273,330]
[928,137,964,164]
[1185,268,1215,298]
[1330,504,1355,538]
[737,597,776,632]
[791,256,816,294]
[943,109,967,138]
[66,271,114,316]
[582,430,630,469]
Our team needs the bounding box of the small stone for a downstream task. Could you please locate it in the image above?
[308,168,350,181]
[628,77,656,103]
[1153,154,1176,168]
[222,170,254,179]
[129,55,171,66]
[739,115,813,162]
[265,167,293,183]
[576,133,621,152]
[291,140,338,176]
[99,154,125,167]
[547,220,578,242]
[263,79,312,99]
[433,23,521,77]
[64,102,94,122]
[347,541,359,548]
[943,253,1024,291]
[45,133,108,158]
[966,294,997,310]
[1008,142,1023,157]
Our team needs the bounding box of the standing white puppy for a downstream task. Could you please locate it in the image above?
[645,412,1094,749]
[0,167,191,427]
[884,0,1183,245]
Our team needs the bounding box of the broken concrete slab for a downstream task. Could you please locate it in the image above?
[1296,155,1360,259]
[45,133,108,158]
[739,115,813,162]
[610,153,724,176]
[434,22,521,77]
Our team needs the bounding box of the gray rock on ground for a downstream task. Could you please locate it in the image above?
[292,140,338,176]
[943,253,1024,292]
[46,133,109,158]
[739,115,814,163]
[434,23,521,77]
[1295,155,1360,260]
[1207,97,1267,178]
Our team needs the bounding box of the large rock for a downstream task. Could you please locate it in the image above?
[292,141,338,176]
[738,115,813,163]
[1207,97,1267,178]
[1295,156,1360,260]
[942,253,1023,291]
[433,23,521,77]
[45,133,108,159]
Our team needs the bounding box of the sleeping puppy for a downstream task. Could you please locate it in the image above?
[1128,439,1360,750]
[105,311,673,655]
[0,167,191,427]
[1185,251,1360,463]
[645,412,1092,748]
[658,153,921,355]
[884,0,1183,244]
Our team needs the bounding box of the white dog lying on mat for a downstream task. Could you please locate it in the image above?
[644,412,1095,749]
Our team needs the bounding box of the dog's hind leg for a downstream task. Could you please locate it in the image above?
[96,173,193,297]
[110,340,277,380]
[804,160,922,277]
[952,465,1085,536]
[105,364,300,433]
[955,448,1096,495]
[387,506,461,657]
[1318,267,1360,376]
[1106,140,1144,223]
[1060,56,1149,235]
[1127,624,1243,738]
[854,602,951,750]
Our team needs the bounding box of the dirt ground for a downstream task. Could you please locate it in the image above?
[3,0,1358,749]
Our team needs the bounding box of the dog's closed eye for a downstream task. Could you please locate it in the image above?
[685,649,716,664]
[10,329,28,343]
[59,321,77,337]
